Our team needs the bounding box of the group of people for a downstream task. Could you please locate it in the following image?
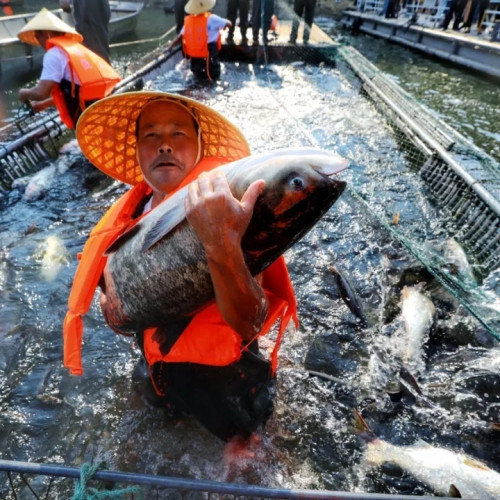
[170,0,317,80]
[440,0,490,33]
[15,1,301,443]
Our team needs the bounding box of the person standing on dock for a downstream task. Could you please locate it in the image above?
[226,0,249,44]
[17,8,120,130]
[440,0,467,31]
[289,0,316,45]
[251,0,276,45]
[59,0,111,63]
[461,0,489,33]
[167,0,232,82]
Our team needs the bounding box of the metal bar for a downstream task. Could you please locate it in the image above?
[0,460,453,500]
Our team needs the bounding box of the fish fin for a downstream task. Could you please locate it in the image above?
[449,484,462,498]
[105,224,142,255]
[330,266,369,328]
[141,202,186,252]
[352,409,376,441]
[399,363,423,396]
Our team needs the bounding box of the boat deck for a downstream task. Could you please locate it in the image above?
[219,20,337,65]
[341,10,500,79]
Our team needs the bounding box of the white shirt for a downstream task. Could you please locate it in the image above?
[40,46,81,85]
[181,14,228,44]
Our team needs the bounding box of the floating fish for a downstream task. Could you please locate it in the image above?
[399,283,436,375]
[102,148,348,331]
[353,409,500,499]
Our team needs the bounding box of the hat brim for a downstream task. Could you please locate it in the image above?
[17,8,83,46]
[76,91,250,186]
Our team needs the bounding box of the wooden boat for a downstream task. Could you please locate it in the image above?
[0,1,144,75]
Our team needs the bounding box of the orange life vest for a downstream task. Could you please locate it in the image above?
[183,13,222,59]
[1,1,13,16]
[63,156,298,376]
[46,36,121,129]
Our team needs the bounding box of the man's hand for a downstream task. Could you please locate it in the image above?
[184,170,268,341]
[185,170,265,262]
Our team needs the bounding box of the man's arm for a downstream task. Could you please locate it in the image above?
[18,80,55,103]
[185,170,269,342]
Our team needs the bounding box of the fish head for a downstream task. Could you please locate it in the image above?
[237,148,348,272]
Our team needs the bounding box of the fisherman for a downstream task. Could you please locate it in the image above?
[17,8,120,130]
[63,91,298,442]
[167,0,232,81]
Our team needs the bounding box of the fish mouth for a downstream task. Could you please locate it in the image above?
[316,157,350,178]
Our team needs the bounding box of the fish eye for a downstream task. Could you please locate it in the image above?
[290,176,305,190]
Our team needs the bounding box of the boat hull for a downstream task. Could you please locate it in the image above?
[0,1,144,75]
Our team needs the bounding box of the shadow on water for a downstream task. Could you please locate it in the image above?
[1,11,500,500]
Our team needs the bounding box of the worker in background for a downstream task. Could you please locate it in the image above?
[289,0,317,45]
[59,0,111,63]
[174,0,189,33]
[251,0,275,45]
[17,8,120,129]
[168,0,231,82]
[1,0,13,16]
[226,0,249,44]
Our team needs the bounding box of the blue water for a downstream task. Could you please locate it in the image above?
[1,3,500,499]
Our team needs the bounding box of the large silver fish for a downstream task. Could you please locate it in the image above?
[366,437,500,499]
[355,411,500,499]
[102,148,348,331]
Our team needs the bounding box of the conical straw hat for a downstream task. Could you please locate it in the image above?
[17,8,83,46]
[76,91,250,186]
[185,0,216,15]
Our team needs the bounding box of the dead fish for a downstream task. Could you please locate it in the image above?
[353,410,500,499]
[399,283,436,375]
[330,266,368,327]
[103,147,348,331]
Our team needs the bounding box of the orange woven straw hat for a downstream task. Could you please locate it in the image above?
[17,8,83,46]
[76,91,251,186]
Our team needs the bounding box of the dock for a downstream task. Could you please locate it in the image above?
[341,10,500,79]
[219,20,337,65]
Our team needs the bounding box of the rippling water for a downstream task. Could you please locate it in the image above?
[1,3,500,499]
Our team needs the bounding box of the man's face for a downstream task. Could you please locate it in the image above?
[136,101,200,196]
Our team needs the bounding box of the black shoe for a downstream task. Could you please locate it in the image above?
[241,36,248,45]
[252,39,259,46]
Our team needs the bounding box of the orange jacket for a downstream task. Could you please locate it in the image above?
[63,156,298,376]
[47,36,121,129]
[183,13,221,59]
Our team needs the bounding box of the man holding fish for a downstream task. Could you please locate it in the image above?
[63,91,347,441]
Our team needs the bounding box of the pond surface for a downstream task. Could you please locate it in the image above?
[1,4,500,499]
[1,52,500,498]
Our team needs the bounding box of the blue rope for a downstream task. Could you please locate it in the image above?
[72,462,141,500]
